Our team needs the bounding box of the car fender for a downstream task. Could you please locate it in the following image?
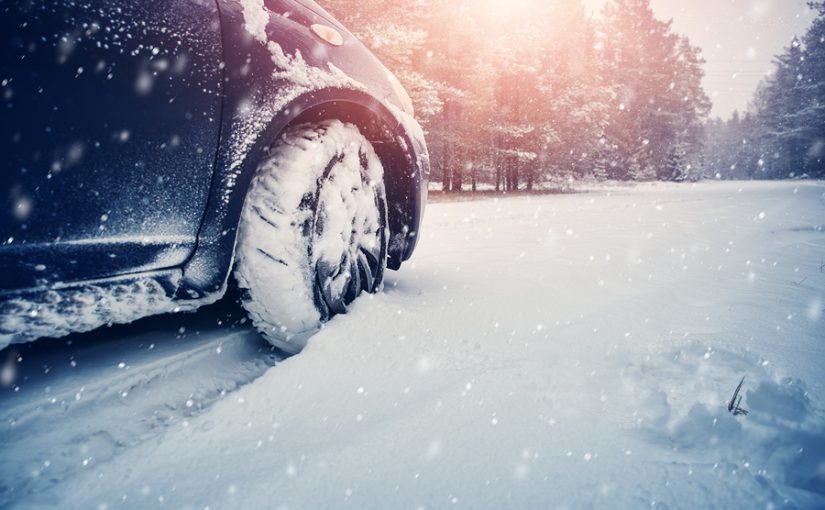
[177,0,428,299]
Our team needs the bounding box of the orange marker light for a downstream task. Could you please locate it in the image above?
[310,24,344,47]
[386,70,415,117]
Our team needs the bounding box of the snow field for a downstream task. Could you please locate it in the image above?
[2,181,824,508]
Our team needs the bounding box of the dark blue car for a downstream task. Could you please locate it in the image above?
[0,0,429,353]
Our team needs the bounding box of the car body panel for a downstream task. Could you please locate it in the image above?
[0,0,429,345]
[0,0,224,291]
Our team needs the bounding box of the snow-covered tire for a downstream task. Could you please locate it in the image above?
[234,119,388,353]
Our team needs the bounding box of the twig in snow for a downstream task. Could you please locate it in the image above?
[728,377,749,416]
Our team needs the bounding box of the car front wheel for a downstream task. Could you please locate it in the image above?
[234,119,388,354]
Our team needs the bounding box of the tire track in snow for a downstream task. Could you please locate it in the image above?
[0,299,283,506]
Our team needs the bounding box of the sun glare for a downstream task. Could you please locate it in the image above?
[473,0,541,17]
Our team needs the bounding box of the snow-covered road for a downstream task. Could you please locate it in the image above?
[2,181,824,509]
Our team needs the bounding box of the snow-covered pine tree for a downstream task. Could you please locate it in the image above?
[720,2,825,181]
[667,37,711,179]
[536,0,612,180]
[799,1,825,177]
[600,0,708,181]
[762,38,810,178]
[326,0,712,187]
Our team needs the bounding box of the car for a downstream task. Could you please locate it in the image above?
[0,0,429,354]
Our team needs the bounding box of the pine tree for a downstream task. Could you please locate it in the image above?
[537,0,612,180]
[326,0,713,188]
[733,1,825,180]
[599,0,708,180]
[800,1,825,176]
[667,37,711,179]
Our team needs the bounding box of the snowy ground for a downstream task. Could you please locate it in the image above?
[2,181,824,509]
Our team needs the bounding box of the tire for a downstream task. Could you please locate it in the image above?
[234,119,388,353]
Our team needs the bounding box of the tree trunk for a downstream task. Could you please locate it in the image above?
[442,148,452,192]
[512,161,520,191]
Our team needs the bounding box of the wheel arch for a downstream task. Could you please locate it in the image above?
[177,88,426,300]
[286,97,425,270]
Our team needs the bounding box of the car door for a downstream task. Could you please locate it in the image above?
[0,0,222,291]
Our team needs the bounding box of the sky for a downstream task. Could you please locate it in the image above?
[584,0,817,119]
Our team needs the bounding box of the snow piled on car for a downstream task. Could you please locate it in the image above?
[222,0,367,208]
[239,0,269,44]
[0,278,176,351]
